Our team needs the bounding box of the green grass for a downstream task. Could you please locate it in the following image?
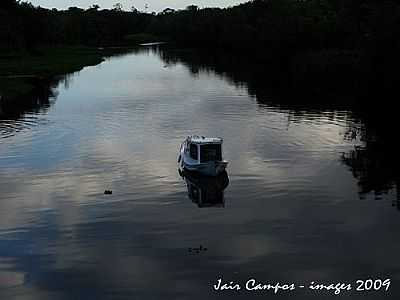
[0,46,110,98]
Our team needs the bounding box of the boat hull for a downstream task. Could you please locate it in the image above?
[182,160,228,176]
[180,169,229,208]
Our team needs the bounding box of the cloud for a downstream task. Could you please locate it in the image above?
[28,0,248,12]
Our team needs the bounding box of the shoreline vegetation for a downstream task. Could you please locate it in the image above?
[0,0,160,99]
[1,0,399,102]
[0,43,162,99]
[0,0,398,199]
[0,45,163,99]
[0,47,107,98]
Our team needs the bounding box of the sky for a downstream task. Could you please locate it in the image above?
[27,0,248,12]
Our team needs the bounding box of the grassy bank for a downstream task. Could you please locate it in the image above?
[0,47,113,98]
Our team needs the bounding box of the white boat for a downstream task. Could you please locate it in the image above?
[178,135,228,176]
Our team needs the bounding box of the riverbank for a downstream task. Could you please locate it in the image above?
[0,47,122,99]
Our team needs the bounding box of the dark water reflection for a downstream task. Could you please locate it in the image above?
[0,46,399,299]
[0,79,58,139]
[158,46,400,203]
[180,170,229,208]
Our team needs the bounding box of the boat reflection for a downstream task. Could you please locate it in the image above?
[179,169,229,208]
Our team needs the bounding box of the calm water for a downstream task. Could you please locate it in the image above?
[0,46,399,299]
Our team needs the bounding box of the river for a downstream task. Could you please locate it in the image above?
[0,46,399,299]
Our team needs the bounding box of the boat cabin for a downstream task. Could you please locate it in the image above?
[185,136,223,163]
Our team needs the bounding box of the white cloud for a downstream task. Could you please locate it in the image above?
[28,0,248,12]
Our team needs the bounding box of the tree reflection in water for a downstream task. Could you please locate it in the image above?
[158,46,399,210]
[2,46,398,210]
[341,116,400,208]
[0,77,60,138]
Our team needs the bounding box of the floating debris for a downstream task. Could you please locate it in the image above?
[188,245,208,254]
[104,190,113,195]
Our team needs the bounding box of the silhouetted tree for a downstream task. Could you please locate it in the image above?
[0,0,153,51]
[113,3,123,11]
[1,0,400,96]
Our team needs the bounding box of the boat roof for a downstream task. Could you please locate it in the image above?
[188,135,223,144]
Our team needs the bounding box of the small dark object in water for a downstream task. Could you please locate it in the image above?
[104,190,112,195]
[188,245,207,254]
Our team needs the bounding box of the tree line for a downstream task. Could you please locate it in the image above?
[151,0,399,53]
[3,0,399,53]
[0,0,151,51]
[1,0,399,94]
[149,0,400,96]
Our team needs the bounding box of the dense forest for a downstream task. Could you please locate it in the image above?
[1,0,400,96]
[0,0,152,50]
[149,0,400,97]
[1,0,399,198]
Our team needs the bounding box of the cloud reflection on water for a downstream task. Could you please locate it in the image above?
[0,46,399,299]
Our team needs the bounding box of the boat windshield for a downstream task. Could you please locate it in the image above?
[200,144,222,163]
[190,143,198,160]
